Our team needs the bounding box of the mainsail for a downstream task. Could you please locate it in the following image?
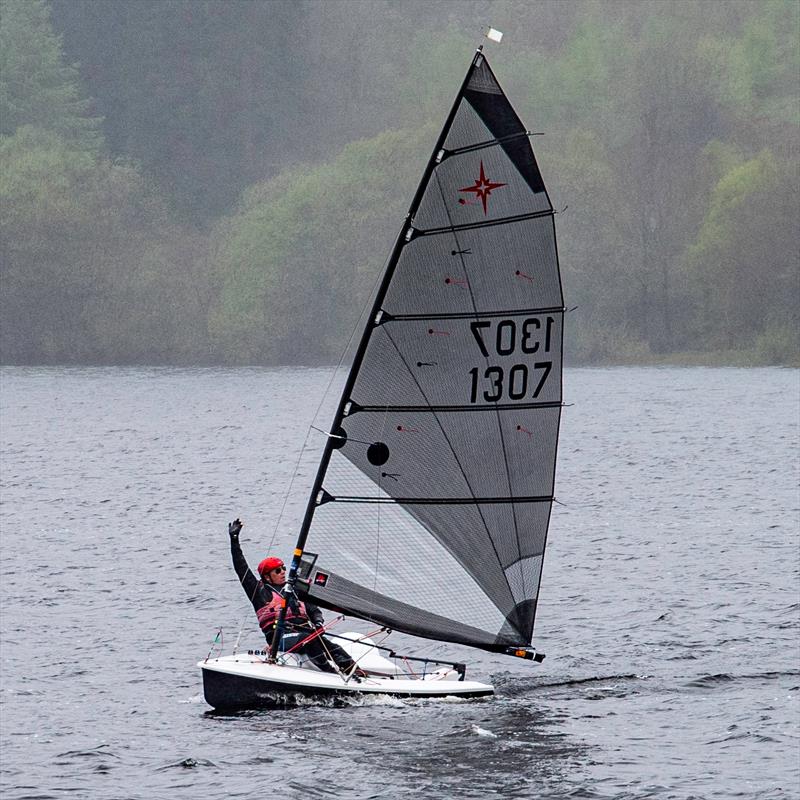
[291,48,563,656]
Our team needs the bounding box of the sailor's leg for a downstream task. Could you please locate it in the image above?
[296,636,339,672]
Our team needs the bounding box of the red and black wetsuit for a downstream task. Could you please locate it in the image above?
[230,537,356,674]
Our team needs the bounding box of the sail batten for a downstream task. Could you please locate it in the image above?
[384,306,565,321]
[293,50,563,655]
[328,496,552,505]
[443,130,538,158]
[414,209,555,237]
[352,401,563,413]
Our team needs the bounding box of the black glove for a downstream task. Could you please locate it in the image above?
[228,518,243,539]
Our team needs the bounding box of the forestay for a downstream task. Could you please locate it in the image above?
[294,49,564,655]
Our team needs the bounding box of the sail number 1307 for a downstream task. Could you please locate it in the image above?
[468,317,555,403]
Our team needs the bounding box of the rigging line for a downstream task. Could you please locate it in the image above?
[266,240,393,553]
[433,169,527,604]
[382,326,518,610]
[265,425,317,555]
[204,627,223,662]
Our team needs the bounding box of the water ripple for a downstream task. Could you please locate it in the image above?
[1,366,798,800]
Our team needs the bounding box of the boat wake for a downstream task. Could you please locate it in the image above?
[494,672,643,698]
[685,669,800,689]
[532,673,642,689]
[204,690,410,712]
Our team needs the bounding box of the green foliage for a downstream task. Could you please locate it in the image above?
[687,148,799,355]
[0,127,205,362]
[0,1,212,364]
[1,0,797,365]
[754,320,800,366]
[545,128,642,359]
[690,150,779,267]
[698,0,799,124]
[569,321,650,365]
[0,0,102,150]
[208,125,434,363]
[396,27,476,120]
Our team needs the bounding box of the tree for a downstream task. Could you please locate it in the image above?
[687,148,799,357]
[0,124,212,363]
[0,0,102,150]
[207,125,434,364]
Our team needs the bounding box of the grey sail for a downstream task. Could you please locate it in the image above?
[295,50,564,654]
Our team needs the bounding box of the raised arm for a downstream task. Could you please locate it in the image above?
[228,519,260,601]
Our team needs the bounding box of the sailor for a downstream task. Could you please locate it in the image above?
[227,518,364,677]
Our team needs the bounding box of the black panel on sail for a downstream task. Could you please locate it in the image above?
[462,57,546,195]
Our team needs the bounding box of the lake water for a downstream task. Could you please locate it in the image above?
[1,366,798,799]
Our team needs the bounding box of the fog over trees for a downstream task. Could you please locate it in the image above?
[1,0,797,365]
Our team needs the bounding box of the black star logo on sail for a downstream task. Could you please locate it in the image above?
[458,161,506,215]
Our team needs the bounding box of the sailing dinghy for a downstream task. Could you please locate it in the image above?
[200,44,564,709]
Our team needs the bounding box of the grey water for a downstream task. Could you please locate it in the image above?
[1,366,798,800]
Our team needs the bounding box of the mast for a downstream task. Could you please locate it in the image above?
[268,47,487,661]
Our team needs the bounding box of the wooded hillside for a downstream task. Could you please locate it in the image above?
[1,0,797,365]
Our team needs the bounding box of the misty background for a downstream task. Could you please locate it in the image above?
[0,0,797,366]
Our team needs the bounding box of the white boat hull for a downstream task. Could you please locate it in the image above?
[199,651,494,709]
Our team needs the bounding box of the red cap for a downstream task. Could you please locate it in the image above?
[258,557,284,578]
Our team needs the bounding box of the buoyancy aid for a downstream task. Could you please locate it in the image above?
[256,585,309,634]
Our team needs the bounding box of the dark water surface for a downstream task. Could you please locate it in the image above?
[1,366,798,800]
